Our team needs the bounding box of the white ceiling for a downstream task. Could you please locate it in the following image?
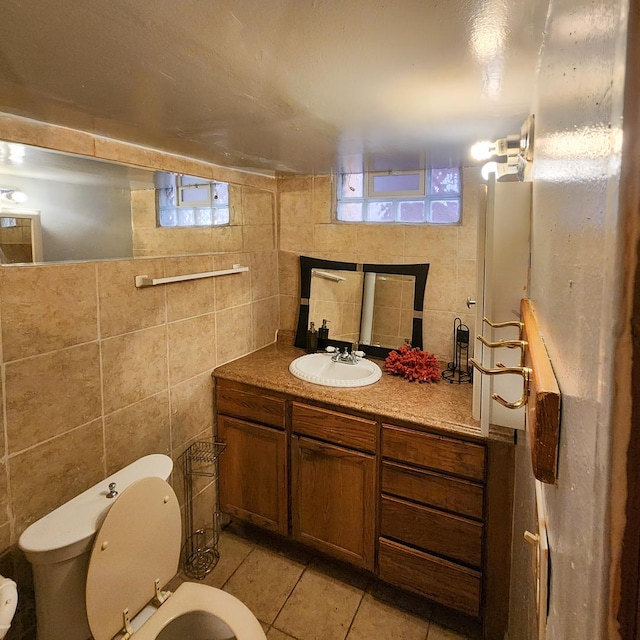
[0,0,549,175]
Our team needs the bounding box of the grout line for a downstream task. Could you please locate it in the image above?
[95,263,107,478]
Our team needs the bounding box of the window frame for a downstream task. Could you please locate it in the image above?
[335,167,462,225]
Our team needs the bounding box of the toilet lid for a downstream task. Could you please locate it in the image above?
[85,477,181,640]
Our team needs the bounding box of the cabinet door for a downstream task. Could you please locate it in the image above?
[218,415,288,535]
[291,436,376,570]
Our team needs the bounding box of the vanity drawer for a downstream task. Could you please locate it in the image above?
[216,382,286,429]
[381,495,483,567]
[378,538,481,618]
[381,424,486,481]
[381,461,484,520]
[292,402,376,453]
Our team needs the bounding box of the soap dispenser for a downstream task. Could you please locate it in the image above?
[306,322,318,353]
[318,319,330,349]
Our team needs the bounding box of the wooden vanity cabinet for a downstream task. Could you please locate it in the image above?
[291,403,376,570]
[214,379,514,639]
[216,381,288,535]
[378,424,486,617]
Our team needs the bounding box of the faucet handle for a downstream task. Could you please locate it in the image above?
[106,482,118,499]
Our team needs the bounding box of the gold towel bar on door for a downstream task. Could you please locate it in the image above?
[469,358,532,409]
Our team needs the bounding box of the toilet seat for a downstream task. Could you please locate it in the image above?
[129,581,266,640]
[85,477,265,640]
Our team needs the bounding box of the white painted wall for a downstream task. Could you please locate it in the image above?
[1,174,133,262]
[508,0,628,638]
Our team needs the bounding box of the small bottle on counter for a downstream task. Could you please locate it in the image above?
[318,319,330,350]
[306,321,318,353]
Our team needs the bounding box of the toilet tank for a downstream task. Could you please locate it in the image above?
[18,454,173,640]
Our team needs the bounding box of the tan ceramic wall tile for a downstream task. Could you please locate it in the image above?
[0,461,7,528]
[244,188,275,226]
[216,304,253,365]
[312,175,333,223]
[190,482,216,532]
[0,523,9,556]
[313,224,357,253]
[243,224,275,252]
[0,263,98,361]
[251,251,279,301]
[214,253,252,310]
[0,115,95,156]
[425,260,458,312]
[0,376,4,457]
[404,226,458,261]
[279,295,299,332]
[280,191,312,227]
[252,297,279,350]
[167,314,217,385]
[278,176,313,193]
[9,419,104,534]
[278,251,300,297]
[456,260,477,309]
[229,184,243,226]
[98,259,166,338]
[356,226,405,263]
[5,343,102,453]
[457,222,478,261]
[104,392,171,474]
[163,255,216,322]
[423,310,458,360]
[170,373,214,451]
[280,224,315,253]
[101,326,168,414]
[211,225,243,253]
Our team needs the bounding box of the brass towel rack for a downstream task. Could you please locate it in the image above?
[471,300,561,483]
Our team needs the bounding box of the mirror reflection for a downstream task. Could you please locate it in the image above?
[0,140,242,263]
[296,256,429,359]
[0,211,42,263]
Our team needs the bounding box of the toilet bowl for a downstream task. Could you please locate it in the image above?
[19,455,265,640]
[0,575,17,640]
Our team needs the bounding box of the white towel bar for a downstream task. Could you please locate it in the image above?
[135,264,249,288]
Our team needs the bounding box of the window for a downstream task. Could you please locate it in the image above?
[336,160,461,224]
[156,173,230,227]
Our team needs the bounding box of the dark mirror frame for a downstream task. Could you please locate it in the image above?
[294,255,429,360]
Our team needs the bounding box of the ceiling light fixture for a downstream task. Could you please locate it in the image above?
[0,189,28,204]
[474,116,536,182]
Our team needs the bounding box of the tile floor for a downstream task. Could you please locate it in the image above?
[178,523,481,640]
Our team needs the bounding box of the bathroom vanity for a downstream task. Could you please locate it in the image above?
[213,343,514,640]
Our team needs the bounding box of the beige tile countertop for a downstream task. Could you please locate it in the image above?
[213,343,514,444]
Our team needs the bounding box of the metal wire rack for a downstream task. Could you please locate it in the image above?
[181,440,227,580]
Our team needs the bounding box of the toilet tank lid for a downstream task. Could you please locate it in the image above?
[18,454,173,559]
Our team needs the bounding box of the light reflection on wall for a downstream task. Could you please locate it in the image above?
[533,124,622,183]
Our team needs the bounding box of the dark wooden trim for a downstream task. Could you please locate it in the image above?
[616,1,640,637]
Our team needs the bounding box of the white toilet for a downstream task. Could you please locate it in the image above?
[18,454,265,640]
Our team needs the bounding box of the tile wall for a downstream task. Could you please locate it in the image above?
[277,169,482,360]
[0,116,278,640]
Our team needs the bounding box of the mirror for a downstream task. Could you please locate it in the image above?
[0,140,260,263]
[294,256,429,359]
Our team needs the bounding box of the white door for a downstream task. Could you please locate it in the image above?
[472,180,531,432]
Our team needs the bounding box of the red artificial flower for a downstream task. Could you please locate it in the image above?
[384,345,441,383]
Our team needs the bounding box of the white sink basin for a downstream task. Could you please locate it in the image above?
[289,353,382,388]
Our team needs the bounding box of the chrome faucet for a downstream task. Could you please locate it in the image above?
[330,344,363,365]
